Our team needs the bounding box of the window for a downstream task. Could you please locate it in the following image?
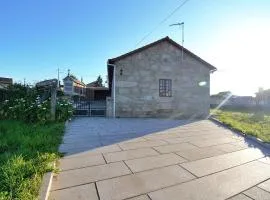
[159,79,172,97]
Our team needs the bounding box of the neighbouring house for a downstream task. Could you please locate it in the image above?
[63,71,86,97]
[0,77,13,89]
[255,88,270,106]
[86,81,109,100]
[106,36,217,119]
[211,92,255,107]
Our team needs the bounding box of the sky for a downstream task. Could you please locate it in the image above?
[0,0,270,96]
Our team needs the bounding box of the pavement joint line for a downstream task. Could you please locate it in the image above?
[256,177,270,194]
[117,143,125,151]
[58,162,108,172]
[150,147,162,154]
[94,182,101,200]
[180,157,266,179]
[242,193,255,200]
[177,164,199,178]
[146,193,153,200]
[119,141,170,151]
[101,153,108,164]
[123,160,134,174]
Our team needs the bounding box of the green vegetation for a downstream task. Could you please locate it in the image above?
[212,109,270,142]
[0,120,65,200]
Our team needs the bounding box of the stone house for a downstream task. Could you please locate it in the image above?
[106,36,217,119]
[0,77,13,89]
[63,71,86,97]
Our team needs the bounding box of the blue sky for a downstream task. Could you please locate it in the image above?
[1,0,270,95]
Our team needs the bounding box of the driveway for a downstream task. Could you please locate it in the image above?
[50,118,270,200]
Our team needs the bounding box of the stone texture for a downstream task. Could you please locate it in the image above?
[111,39,211,119]
[258,179,270,192]
[59,154,105,171]
[189,137,238,147]
[227,194,252,200]
[149,161,270,200]
[127,195,150,200]
[52,162,131,190]
[103,148,159,163]
[64,144,122,158]
[211,143,247,153]
[97,165,195,200]
[258,157,270,165]
[153,143,197,154]
[180,148,265,177]
[119,140,167,150]
[125,153,187,172]
[50,183,98,200]
[175,146,225,161]
[243,186,270,200]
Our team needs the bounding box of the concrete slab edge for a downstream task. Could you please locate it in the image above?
[38,166,54,200]
[39,119,69,200]
[209,117,270,149]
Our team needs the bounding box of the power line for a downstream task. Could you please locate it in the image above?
[134,0,191,48]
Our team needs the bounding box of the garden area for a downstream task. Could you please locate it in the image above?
[0,84,73,200]
[211,108,270,143]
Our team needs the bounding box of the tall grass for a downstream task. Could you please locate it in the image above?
[0,120,64,200]
[212,110,270,143]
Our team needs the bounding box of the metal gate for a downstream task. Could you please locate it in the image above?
[73,100,106,117]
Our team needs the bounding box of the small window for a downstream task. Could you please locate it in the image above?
[159,79,172,97]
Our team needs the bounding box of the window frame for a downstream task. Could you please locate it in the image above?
[159,79,172,97]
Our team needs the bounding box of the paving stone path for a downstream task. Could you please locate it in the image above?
[50,118,270,200]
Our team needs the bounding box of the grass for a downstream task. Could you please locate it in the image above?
[0,120,65,200]
[211,109,270,143]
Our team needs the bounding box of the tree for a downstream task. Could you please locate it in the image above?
[96,75,103,87]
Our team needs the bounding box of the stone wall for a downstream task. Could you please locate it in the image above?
[113,41,211,119]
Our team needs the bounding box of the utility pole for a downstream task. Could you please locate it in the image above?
[170,22,184,62]
[57,68,60,88]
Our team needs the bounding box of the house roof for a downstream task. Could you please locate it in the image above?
[0,77,13,84]
[63,75,85,86]
[108,36,217,71]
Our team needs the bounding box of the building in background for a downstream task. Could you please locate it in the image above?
[86,81,109,100]
[107,37,217,118]
[63,70,86,97]
[0,77,13,89]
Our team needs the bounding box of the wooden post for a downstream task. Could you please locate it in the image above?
[36,79,58,121]
[50,85,57,121]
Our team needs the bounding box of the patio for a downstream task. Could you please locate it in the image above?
[50,118,270,200]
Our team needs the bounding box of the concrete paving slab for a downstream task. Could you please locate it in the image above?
[52,162,131,190]
[149,161,270,200]
[211,143,247,153]
[227,194,253,200]
[127,195,150,200]
[153,143,198,154]
[97,165,195,200]
[64,144,122,158]
[161,133,224,144]
[119,140,168,150]
[243,186,270,200]
[258,157,270,165]
[59,153,105,171]
[103,148,159,163]
[175,146,225,161]
[180,148,265,177]
[50,183,98,200]
[125,153,187,173]
[189,137,239,147]
[258,179,270,192]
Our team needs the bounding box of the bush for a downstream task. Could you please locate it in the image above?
[0,97,73,124]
